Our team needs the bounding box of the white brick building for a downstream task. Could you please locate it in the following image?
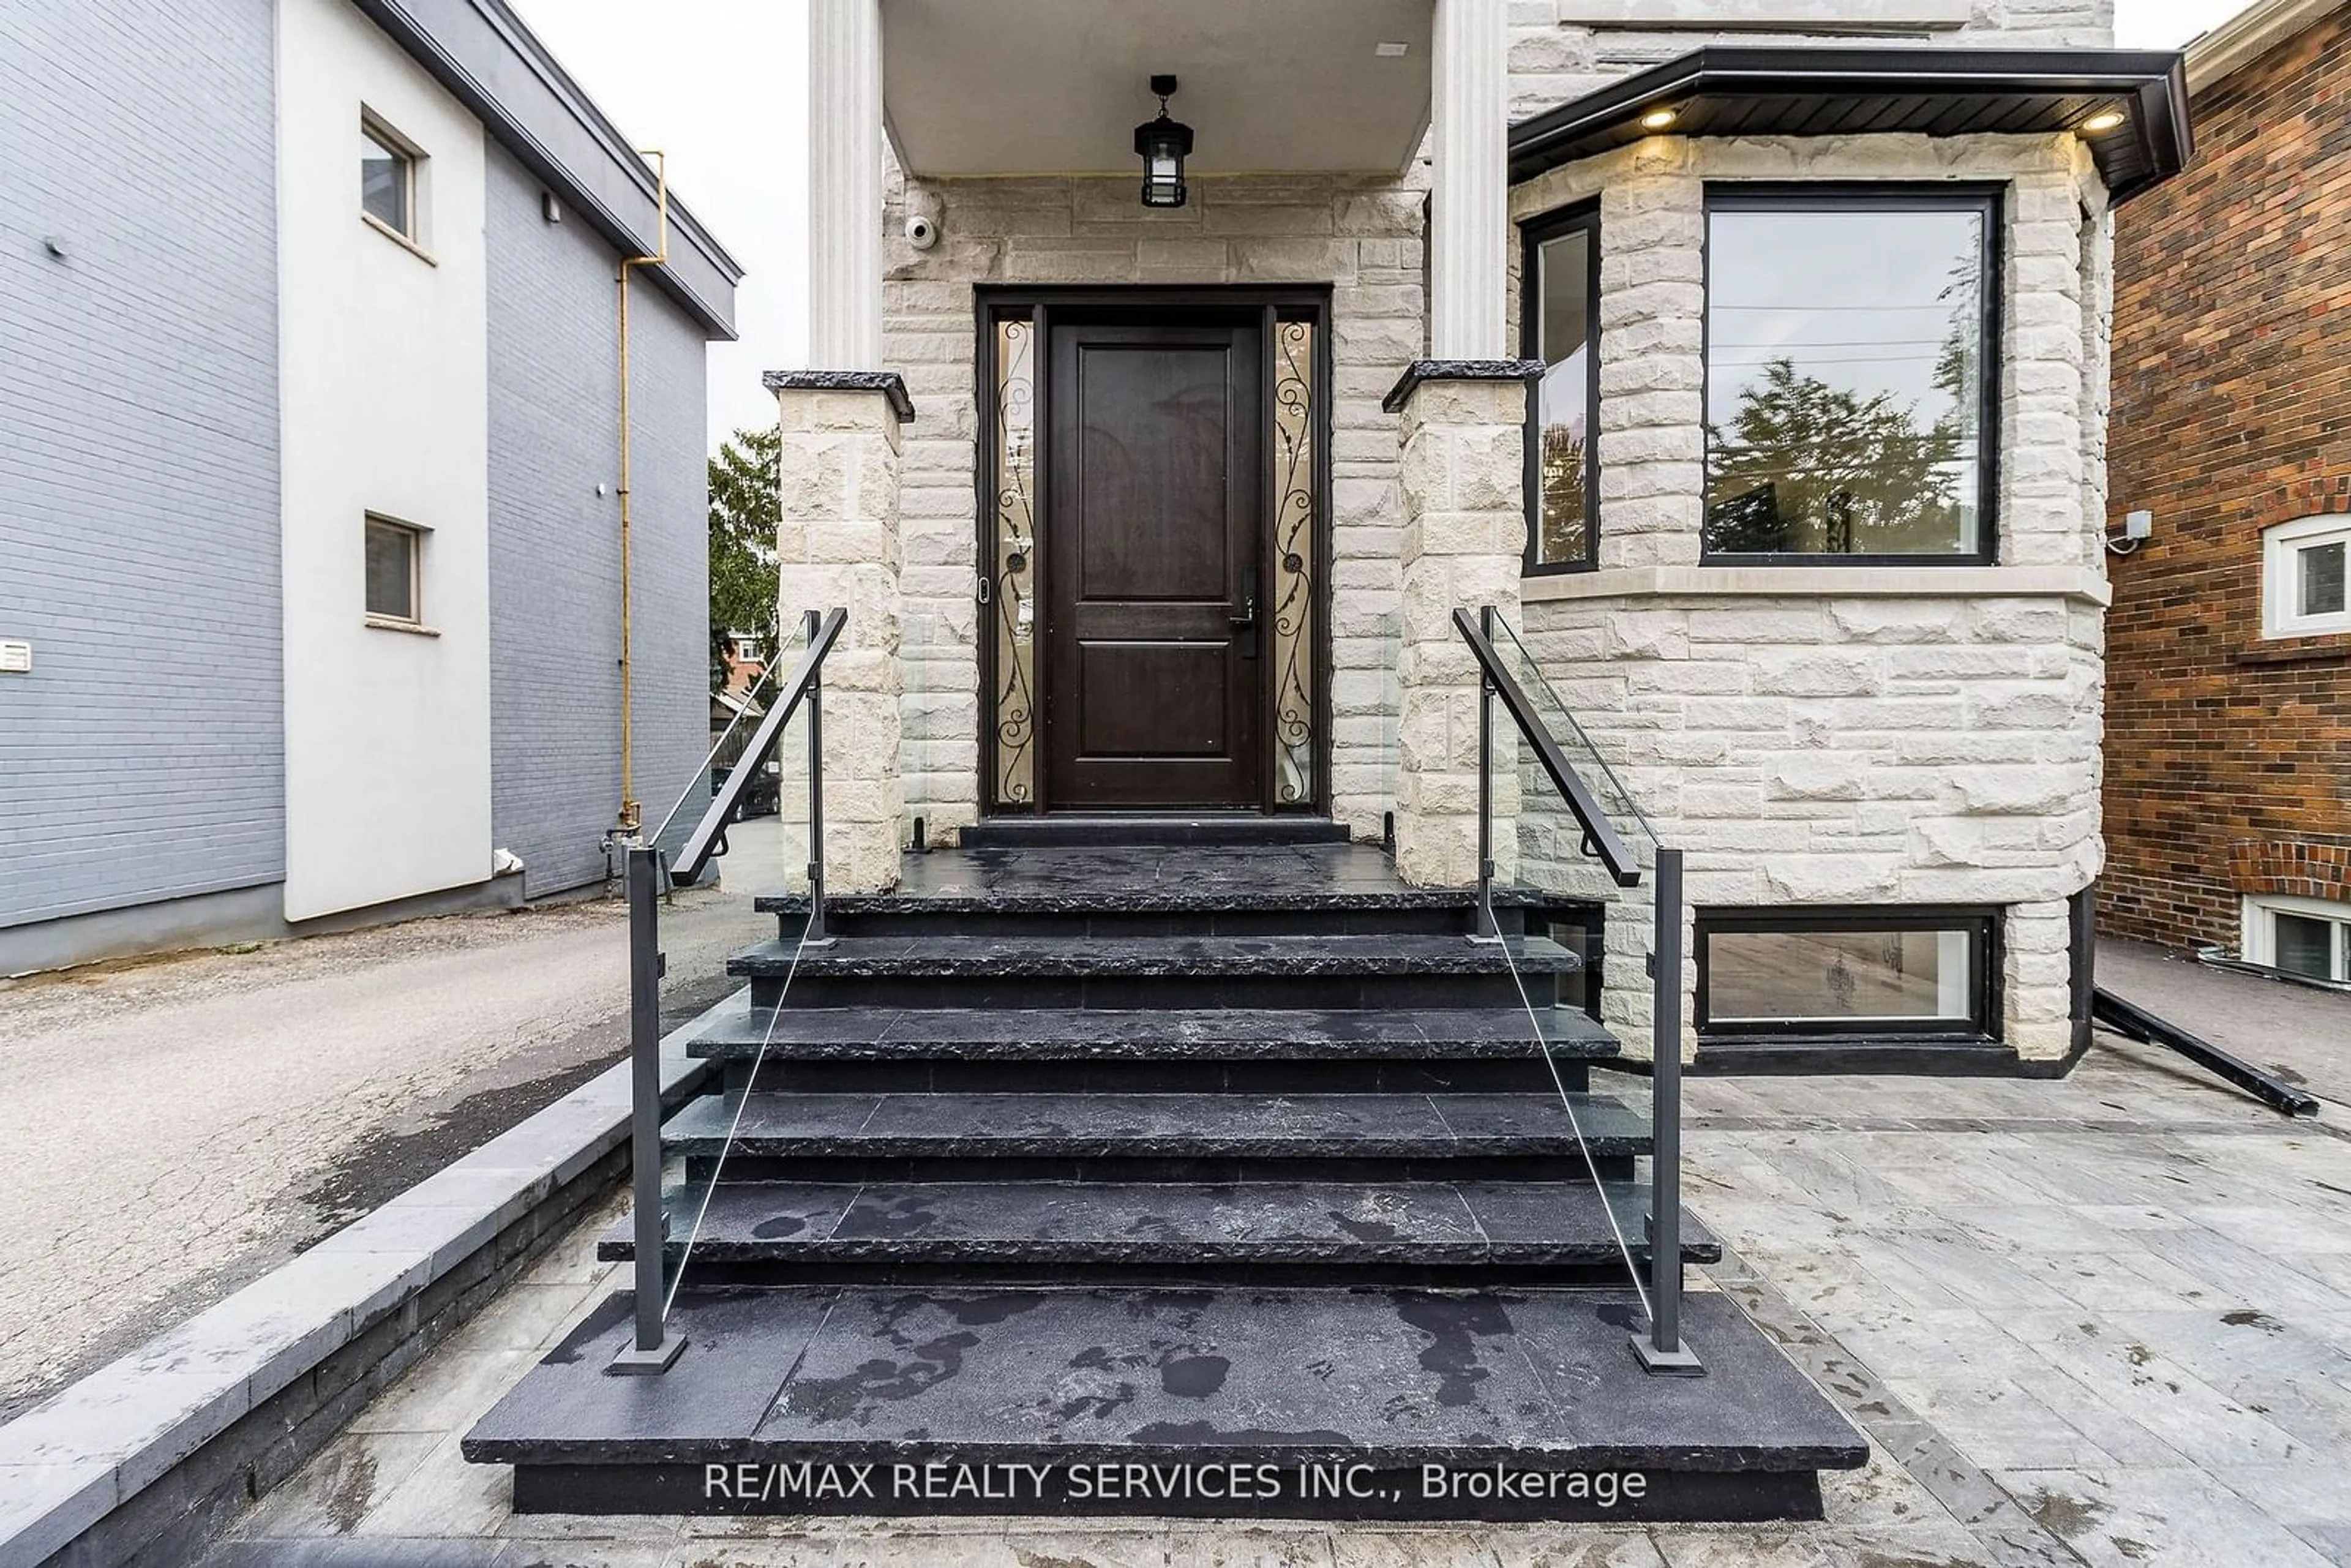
[775,0,2189,1072]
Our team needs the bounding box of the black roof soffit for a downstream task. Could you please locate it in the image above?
[1509,45,2192,204]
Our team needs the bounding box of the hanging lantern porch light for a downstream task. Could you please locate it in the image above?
[1134,75,1193,209]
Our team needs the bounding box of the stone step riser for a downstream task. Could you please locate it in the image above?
[753,971,1557,1012]
[724,1058,1592,1097]
[610,1257,1679,1291]
[771,905,1531,942]
[682,1153,1640,1186]
[953,817,1354,849]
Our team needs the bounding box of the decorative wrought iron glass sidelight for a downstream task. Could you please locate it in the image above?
[1270,317,1319,805]
[991,314,1039,808]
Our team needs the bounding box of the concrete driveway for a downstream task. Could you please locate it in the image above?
[0,824,790,1422]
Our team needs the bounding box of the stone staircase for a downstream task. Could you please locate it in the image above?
[463,838,1864,1521]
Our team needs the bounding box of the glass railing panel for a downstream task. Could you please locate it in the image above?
[1486,613,1657,869]
[1472,606,1692,1367]
[1354,602,1401,844]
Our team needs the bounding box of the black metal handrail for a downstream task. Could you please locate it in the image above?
[1455,603,1700,1376]
[610,604,847,1374]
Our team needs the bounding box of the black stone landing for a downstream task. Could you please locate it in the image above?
[463,843,1865,1519]
[464,1286,1864,1522]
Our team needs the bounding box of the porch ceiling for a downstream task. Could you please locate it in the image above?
[880,0,1436,178]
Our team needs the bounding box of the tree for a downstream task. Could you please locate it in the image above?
[707,426,781,695]
[1703,358,1961,555]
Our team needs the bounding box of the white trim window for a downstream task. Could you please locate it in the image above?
[2260,514,2351,638]
[360,110,425,246]
[2242,893,2351,981]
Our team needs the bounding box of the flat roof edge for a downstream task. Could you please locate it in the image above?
[354,0,743,339]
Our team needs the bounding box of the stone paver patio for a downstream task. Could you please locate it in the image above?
[200,940,2350,1567]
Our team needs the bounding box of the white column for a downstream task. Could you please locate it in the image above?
[1430,0,1509,359]
[808,0,883,369]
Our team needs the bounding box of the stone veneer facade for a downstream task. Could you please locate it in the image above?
[796,0,2132,1065]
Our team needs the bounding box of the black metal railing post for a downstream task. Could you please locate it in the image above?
[802,609,829,945]
[1635,844,1700,1375]
[1474,606,1499,938]
[609,843,685,1373]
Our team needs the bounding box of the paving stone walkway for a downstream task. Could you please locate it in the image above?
[201,939,2351,1567]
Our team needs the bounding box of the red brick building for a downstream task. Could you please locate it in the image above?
[2105,0,2351,980]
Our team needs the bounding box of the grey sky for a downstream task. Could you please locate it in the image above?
[504,0,2249,456]
[506,0,809,451]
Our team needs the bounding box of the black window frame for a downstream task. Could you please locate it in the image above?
[1699,183,2003,569]
[1694,905,2001,1043]
[1518,201,1603,577]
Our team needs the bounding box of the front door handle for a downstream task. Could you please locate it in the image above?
[1232,565,1261,658]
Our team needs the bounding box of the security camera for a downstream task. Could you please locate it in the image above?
[904,213,939,250]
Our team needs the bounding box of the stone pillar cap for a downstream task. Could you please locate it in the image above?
[762,369,915,423]
[1382,359,1546,415]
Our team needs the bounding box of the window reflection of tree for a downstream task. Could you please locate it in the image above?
[1705,244,1981,556]
[1539,423,1586,563]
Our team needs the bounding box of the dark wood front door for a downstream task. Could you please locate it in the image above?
[1043,317,1264,809]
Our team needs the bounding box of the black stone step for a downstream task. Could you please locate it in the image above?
[686,998,1619,1060]
[664,1089,1651,1183]
[766,901,1524,940]
[757,878,1548,940]
[733,934,1579,1010]
[464,1286,1867,1521]
[958,816,1353,848]
[602,1178,1714,1286]
[683,997,1619,1095]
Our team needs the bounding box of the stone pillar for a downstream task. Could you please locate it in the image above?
[1430,0,1508,359]
[765,372,911,894]
[808,0,883,368]
[1385,361,1539,887]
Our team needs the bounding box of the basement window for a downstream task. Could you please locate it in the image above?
[364,515,423,625]
[2242,895,2351,981]
[1696,909,1997,1039]
[2261,514,2351,638]
[1701,187,1998,564]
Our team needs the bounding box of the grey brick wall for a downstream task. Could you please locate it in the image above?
[484,144,708,896]
[0,0,283,928]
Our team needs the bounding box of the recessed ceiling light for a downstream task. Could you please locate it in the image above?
[1640,107,1678,130]
[2080,108,2127,133]
[1376,41,1409,57]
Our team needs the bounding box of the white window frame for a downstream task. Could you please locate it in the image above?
[2260,514,2351,639]
[2240,893,2351,981]
[359,108,430,253]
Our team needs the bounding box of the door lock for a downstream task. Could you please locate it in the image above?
[1232,564,1261,658]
